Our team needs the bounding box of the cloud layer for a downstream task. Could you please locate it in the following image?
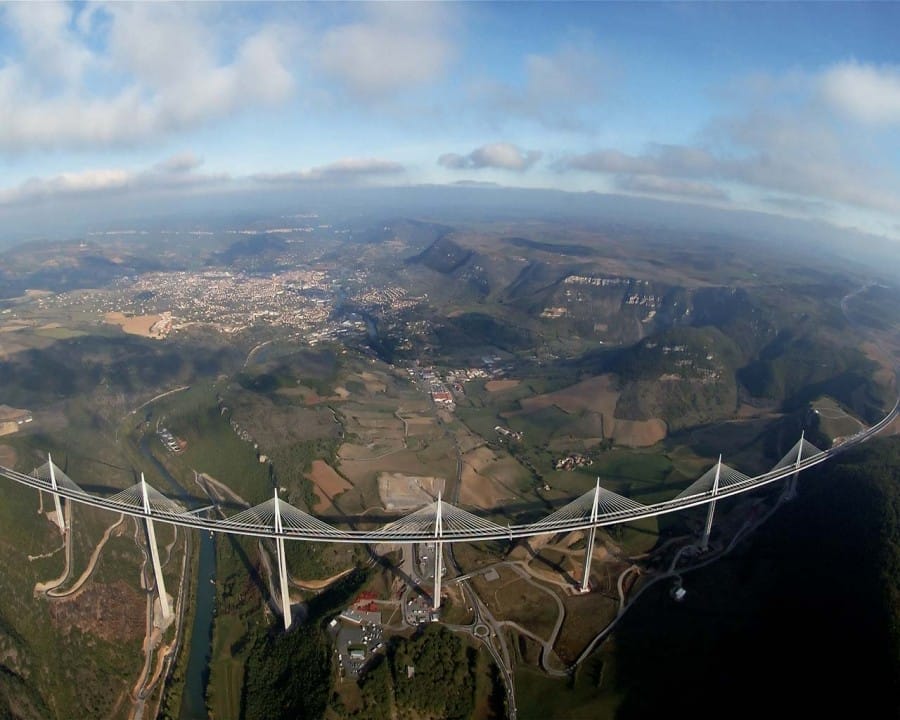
[253,158,405,184]
[439,143,542,172]
[558,61,900,219]
[319,4,454,100]
[469,41,609,129]
[0,153,233,207]
[614,174,728,201]
[820,61,900,125]
[0,154,405,207]
[0,3,293,150]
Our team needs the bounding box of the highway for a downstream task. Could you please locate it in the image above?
[1,393,896,545]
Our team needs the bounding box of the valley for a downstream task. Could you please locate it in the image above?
[0,214,897,720]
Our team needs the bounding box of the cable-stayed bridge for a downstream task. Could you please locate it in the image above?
[1,394,897,629]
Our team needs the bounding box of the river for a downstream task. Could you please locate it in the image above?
[179,531,216,719]
[138,437,217,719]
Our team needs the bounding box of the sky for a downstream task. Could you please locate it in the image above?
[1,1,900,242]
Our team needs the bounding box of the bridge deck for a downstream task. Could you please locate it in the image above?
[1,395,896,544]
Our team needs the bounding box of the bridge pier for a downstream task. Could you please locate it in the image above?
[141,474,171,621]
[47,454,66,535]
[434,540,444,611]
[274,490,292,631]
[700,456,722,552]
[581,480,601,592]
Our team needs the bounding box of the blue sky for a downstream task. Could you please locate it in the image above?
[1,1,899,240]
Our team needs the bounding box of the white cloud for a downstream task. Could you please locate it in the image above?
[471,41,609,129]
[451,180,501,188]
[0,153,406,209]
[559,70,900,218]
[3,2,92,88]
[560,145,718,177]
[524,44,608,105]
[154,152,205,175]
[615,175,728,201]
[0,3,293,150]
[319,4,454,100]
[252,158,405,184]
[0,153,226,206]
[1,169,133,204]
[762,196,834,215]
[560,149,655,175]
[717,110,900,213]
[106,4,293,124]
[439,143,542,171]
[820,61,900,125]
[580,64,900,219]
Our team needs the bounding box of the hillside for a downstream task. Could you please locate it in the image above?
[515,437,900,719]
[396,228,886,429]
[611,437,899,717]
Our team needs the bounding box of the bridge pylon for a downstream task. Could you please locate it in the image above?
[784,431,805,501]
[273,489,292,631]
[580,479,601,592]
[433,493,444,612]
[141,473,171,621]
[700,456,722,552]
[47,453,66,535]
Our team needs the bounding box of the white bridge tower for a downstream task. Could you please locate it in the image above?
[47,453,66,535]
[274,489,292,630]
[433,494,444,611]
[700,456,722,552]
[581,480,601,592]
[141,473,172,620]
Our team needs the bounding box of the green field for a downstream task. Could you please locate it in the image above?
[515,659,622,720]
[33,326,88,340]
[207,613,247,720]
[153,386,273,505]
[811,395,865,441]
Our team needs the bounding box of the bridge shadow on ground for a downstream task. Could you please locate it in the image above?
[522,542,579,588]
[224,531,281,619]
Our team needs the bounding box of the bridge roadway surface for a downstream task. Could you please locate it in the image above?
[1,394,897,544]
